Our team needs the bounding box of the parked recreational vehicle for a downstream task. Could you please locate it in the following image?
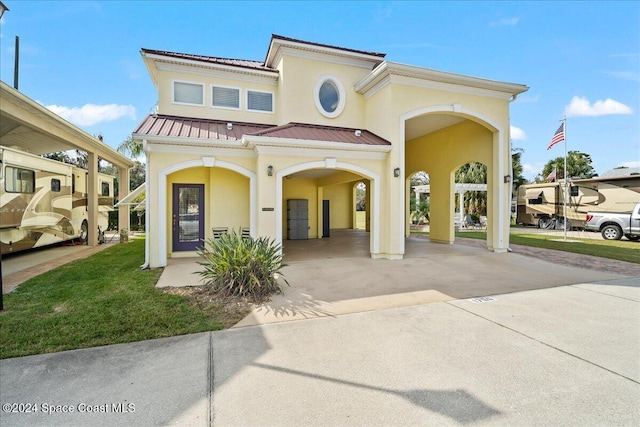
[516,175,640,229]
[0,145,114,255]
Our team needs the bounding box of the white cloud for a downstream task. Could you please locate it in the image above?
[490,17,519,27]
[564,96,633,117]
[522,163,540,179]
[510,125,527,140]
[44,103,136,126]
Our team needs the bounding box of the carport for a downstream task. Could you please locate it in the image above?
[0,81,134,245]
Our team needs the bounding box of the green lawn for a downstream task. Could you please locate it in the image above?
[457,229,639,264]
[0,238,231,359]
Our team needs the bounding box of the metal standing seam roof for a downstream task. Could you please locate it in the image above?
[133,115,273,141]
[133,115,391,146]
[248,122,391,146]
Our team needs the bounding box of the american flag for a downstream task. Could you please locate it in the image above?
[547,122,565,150]
[546,167,557,181]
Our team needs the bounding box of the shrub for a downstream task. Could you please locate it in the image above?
[195,231,288,300]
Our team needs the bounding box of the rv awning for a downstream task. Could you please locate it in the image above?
[115,183,146,211]
[523,189,543,200]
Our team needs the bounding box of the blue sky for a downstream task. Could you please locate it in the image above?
[1,1,638,180]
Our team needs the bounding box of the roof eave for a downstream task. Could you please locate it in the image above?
[355,61,529,97]
[142,51,279,79]
[265,35,386,68]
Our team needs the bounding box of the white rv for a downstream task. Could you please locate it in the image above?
[516,175,640,229]
[1,145,114,255]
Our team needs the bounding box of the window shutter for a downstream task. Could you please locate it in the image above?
[247,91,273,112]
[174,82,203,105]
[212,86,240,108]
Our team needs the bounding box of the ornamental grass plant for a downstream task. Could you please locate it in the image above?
[196,231,288,301]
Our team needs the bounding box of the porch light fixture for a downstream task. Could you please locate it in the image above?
[504,175,511,183]
[267,165,273,176]
[394,167,401,178]
[227,123,233,130]
[354,130,362,137]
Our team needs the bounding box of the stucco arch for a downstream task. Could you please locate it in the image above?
[399,105,509,253]
[156,157,257,267]
[275,160,381,255]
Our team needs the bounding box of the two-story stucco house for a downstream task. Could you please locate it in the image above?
[133,35,528,268]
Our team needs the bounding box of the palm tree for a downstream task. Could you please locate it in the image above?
[456,162,487,216]
[117,136,144,159]
[539,151,596,181]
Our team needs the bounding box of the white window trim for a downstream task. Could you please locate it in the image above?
[313,74,346,119]
[211,84,242,111]
[246,89,275,114]
[172,80,205,107]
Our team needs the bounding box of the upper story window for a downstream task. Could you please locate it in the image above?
[173,81,204,106]
[212,85,240,110]
[314,75,346,118]
[247,90,274,113]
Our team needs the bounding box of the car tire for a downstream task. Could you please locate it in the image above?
[601,224,623,240]
[626,235,640,242]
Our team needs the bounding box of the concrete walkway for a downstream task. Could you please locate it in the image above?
[1,278,638,426]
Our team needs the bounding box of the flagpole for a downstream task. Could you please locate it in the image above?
[563,116,567,241]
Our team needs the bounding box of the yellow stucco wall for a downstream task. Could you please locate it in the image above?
[322,182,353,229]
[209,168,250,232]
[156,69,278,125]
[275,55,369,128]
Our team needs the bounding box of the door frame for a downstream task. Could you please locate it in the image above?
[172,183,205,252]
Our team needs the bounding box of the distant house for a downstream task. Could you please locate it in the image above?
[133,35,528,268]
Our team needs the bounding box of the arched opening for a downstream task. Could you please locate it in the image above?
[155,157,256,267]
[401,106,505,252]
[275,161,380,260]
[353,181,369,231]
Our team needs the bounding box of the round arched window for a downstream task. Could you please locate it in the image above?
[314,75,345,118]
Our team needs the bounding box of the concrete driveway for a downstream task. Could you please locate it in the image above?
[1,230,639,426]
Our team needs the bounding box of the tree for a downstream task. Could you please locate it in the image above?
[355,182,366,211]
[511,147,527,189]
[456,162,487,216]
[129,161,146,190]
[538,151,597,182]
[117,136,144,159]
[409,171,429,213]
[42,151,73,163]
[413,200,430,224]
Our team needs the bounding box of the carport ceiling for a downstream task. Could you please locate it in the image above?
[0,114,72,155]
[405,114,465,141]
[1,81,133,169]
